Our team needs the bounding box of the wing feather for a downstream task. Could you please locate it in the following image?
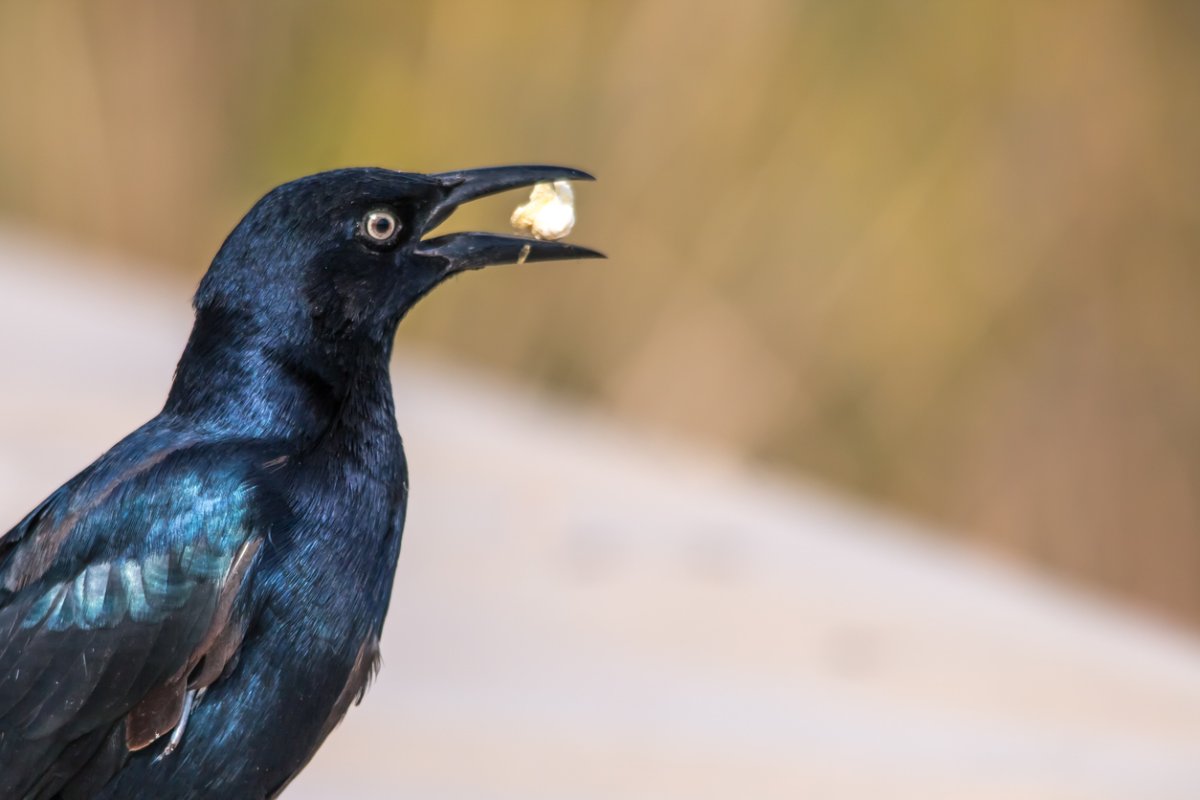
[0,436,273,798]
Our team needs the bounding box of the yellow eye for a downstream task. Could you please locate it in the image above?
[363,209,399,242]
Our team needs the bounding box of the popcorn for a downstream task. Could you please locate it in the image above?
[510,180,575,241]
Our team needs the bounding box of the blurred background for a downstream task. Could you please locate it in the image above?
[2,2,1200,797]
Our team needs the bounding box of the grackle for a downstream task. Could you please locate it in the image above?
[0,166,601,798]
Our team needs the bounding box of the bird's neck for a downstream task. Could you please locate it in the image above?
[163,304,397,447]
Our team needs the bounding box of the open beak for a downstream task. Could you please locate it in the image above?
[415,165,604,271]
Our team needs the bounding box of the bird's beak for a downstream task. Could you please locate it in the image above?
[415,165,604,271]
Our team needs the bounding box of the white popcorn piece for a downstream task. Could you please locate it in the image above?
[510,180,575,241]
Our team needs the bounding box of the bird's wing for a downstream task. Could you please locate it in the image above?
[0,439,269,795]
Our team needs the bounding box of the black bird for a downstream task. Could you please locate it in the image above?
[0,165,601,798]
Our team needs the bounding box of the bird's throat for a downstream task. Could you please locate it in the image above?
[164,303,397,448]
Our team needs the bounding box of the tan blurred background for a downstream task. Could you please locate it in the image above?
[1,0,1198,627]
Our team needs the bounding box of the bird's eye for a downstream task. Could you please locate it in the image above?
[362,209,400,244]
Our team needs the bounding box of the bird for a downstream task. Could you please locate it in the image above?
[0,165,601,799]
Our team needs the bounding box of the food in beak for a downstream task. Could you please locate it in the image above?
[510,181,576,241]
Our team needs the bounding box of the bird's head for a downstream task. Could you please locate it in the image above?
[195,165,601,348]
[167,166,600,430]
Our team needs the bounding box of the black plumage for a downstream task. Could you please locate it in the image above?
[0,165,599,798]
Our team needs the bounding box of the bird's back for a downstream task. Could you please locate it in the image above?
[0,414,405,799]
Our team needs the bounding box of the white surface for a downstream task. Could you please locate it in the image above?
[2,231,1200,799]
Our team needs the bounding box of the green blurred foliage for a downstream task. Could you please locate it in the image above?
[2,1,1199,621]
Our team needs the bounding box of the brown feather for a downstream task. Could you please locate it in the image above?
[123,538,262,751]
